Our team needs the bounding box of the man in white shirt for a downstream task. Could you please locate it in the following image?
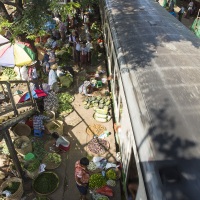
[86,39,93,65]
[74,37,81,67]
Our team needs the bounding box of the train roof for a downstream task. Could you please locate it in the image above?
[104,0,200,199]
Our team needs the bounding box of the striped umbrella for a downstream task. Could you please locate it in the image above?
[0,42,35,67]
[0,35,9,45]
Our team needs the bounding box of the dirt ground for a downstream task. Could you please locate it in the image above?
[22,56,120,199]
[158,0,197,28]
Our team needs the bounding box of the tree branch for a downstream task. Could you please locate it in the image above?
[0,1,12,22]
[1,0,24,13]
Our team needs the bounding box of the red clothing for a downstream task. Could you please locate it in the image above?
[75,161,90,185]
[59,144,70,152]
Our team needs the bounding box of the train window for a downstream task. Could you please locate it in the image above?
[105,26,109,44]
[110,55,115,76]
[108,37,112,55]
[126,149,139,200]
[159,166,181,185]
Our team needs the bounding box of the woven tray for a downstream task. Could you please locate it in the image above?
[42,154,61,170]
[88,138,110,155]
[13,123,31,137]
[86,124,106,136]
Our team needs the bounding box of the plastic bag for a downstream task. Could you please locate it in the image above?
[93,157,104,163]
[2,190,11,197]
[95,186,113,197]
[39,164,46,173]
[105,163,117,170]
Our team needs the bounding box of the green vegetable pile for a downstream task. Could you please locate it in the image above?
[58,92,75,103]
[4,182,20,194]
[106,169,117,180]
[89,173,106,189]
[2,68,16,80]
[59,73,73,88]
[33,172,59,195]
[58,92,74,116]
[33,140,46,161]
[45,153,61,164]
[25,159,40,172]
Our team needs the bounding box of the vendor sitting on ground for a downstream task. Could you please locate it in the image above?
[52,132,70,152]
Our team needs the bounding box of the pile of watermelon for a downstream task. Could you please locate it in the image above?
[83,96,112,123]
[83,96,111,110]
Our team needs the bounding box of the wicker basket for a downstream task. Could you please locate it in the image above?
[14,136,32,156]
[12,123,31,137]
[44,111,55,121]
[45,120,63,135]
[33,172,59,196]
[0,177,23,200]
[25,168,39,180]
[24,159,40,179]
[42,153,61,170]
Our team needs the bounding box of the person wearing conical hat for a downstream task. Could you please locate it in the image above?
[48,63,59,92]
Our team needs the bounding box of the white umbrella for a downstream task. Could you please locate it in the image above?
[0,35,9,45]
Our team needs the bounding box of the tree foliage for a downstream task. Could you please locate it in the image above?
[49,0,81,22]
[79,0,99,10]
[0,0,80,41]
